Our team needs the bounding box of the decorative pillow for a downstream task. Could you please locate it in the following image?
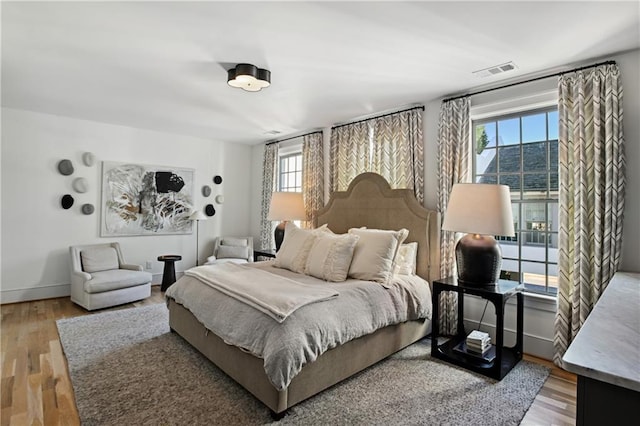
[394,242,418,276]
[347,228,409,283]
[81,246,119,273]
[305,233,360,282]
[216,245,250,260]
[273,222,317,273]
[220,237,248,247]
[314,223,334,234]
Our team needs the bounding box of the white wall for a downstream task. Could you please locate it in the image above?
[1,108,253,303]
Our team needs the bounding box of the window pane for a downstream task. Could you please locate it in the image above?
[499,174,521,194]
[548,264,559,293]
[523,173,548,197]
[522,113,546,143]
[498,118,520,145]
[475,122,496,153]
[498,145,520,173]
[512,204,521,231]
[501,259,520,276]
[548,110,559,140]
[522,261,547,285]
[295,171,302,189]
[476,147,496,175]
[550,140,558,172]
[547,202,559,233]
[476,174,497,184]
[523,142,547,172]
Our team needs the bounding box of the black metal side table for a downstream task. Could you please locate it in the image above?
[158,255,182,291]
[431,276,524,380]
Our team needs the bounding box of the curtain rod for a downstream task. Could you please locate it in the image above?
[266,130,323,146]
[331,105,425,130]
[442,60,617,103]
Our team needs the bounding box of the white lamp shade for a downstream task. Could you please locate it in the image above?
[268,192,306,221]
[189,210,208,221]
[441,184,515,237]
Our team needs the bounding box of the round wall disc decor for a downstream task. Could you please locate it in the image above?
[213,175,223,184]
[205,204,216,217]
[202,185,211,197]
[72,177,89,193]
[215,194,225,204]
[57,159,74,176]
[82,152,96,167]
[61,194,74,209]
[81,203,95,215]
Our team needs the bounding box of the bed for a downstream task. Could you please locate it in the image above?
[166,172,441,417]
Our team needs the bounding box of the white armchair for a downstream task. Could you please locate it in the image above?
[69,242,152,310]
[205,237,254,265]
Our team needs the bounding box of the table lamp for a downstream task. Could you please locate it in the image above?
[441,183,515,286]
[268,192,306,251]
[189,210,208,266]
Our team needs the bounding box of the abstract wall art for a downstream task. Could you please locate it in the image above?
[101,161,194,236]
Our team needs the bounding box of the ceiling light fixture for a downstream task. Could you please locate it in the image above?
[227,63,271,92]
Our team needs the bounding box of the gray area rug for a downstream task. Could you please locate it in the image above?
[57,304,549,425]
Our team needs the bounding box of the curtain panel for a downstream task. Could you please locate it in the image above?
[302,132,324,228]
[554,64,625,365]
[329,108,424,203]
[329,121,370,192]
[260,143,279,250]
[436,97,471,335]
[372,109,425,203]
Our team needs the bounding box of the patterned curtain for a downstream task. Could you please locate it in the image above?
[437,97,471,334]
[329,121,370,192]
[554,64,625,365]
[372,109,424,203]
[302,132,324,228]
[260,143,279,249]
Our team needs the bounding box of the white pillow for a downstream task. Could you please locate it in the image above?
[217,245,249,260]
[81,246,119,273]
[347,228,409,283]
[394,242,418,276]
[305,233,360,282]
[273,222,317,273]
[221,237,248,247]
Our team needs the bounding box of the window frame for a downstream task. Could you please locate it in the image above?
[472,105,559,297]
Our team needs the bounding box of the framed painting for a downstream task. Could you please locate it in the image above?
[101,161,195,236]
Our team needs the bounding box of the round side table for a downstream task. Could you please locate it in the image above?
[158,255,182,291]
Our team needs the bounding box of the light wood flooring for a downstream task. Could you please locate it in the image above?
[1,286,577,425]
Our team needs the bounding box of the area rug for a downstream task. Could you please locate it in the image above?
[57,304,549,425]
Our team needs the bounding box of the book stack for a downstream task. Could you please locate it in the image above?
[466,330,492,354]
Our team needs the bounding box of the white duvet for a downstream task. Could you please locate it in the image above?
[166,262,432,391]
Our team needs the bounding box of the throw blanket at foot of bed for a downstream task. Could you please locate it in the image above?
[185,264,339,322]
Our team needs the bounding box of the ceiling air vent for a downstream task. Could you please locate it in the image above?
[472,61,518,78]
[264,130,281,136]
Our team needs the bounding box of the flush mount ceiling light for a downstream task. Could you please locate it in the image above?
[227,63,271,92]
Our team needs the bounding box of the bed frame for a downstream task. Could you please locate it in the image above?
[168,172,441,417]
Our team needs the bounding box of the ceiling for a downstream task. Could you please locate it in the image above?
[2,1,639,145]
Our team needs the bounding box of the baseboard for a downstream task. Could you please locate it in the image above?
[1,272,168,304]
[0,283,71,304]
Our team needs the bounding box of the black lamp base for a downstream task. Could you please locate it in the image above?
[274,222,286,252]
[455,234,502,286]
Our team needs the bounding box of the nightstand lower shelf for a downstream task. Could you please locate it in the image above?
[433,337,520,379]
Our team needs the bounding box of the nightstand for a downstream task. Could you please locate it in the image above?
[431,276,524,380]
[253,248,276,260]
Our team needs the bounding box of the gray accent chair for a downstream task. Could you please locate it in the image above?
[69,242,152,310]
[205,237,254,265]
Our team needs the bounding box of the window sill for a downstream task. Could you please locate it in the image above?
[465,290,557,313]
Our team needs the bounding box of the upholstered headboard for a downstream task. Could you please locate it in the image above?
[314,173,441,283]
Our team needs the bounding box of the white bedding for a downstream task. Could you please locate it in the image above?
[165,261,432,390]
[185,263,339,322]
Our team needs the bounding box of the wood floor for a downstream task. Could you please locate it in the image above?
[1,287,577,425]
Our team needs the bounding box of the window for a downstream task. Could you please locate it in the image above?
[278,153,302,192]
[473,107,559,296]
